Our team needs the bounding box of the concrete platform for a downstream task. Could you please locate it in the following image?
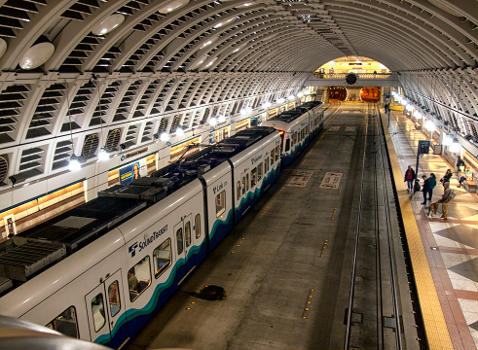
[385,110,478,350]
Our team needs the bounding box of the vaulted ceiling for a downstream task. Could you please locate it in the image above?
[0,0,476,188]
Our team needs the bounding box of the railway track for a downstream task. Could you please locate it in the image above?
[344,103,420,349]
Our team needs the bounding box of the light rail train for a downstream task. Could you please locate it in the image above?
[0,102,324,349]
[262,101,324,166]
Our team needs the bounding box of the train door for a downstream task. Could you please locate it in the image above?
[174,221,186,262]
[85,269,125,346]
[183,214,193,257]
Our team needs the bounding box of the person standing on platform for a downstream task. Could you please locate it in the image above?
[439,182,453,220]
[430,182,453,219]
[404,165,416,193]
[440,169,452,186]
[421,175,431,205]
[427,173,437,202]
[456,156,465,176]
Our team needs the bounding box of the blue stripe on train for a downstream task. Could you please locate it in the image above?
[96,242,208,348]
[208,209,233,251]
[234,165,280,223]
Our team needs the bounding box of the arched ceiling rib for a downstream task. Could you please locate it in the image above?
[0,0,476,188]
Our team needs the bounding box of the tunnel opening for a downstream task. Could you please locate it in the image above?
[316,56,390,76]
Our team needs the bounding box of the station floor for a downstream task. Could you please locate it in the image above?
[386,110,478,350]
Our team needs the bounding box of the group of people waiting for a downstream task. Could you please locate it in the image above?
[404,165,455,220]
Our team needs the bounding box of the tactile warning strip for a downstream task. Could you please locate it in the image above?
[382,113,454,350]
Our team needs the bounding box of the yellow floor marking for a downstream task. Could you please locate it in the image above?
[382,114,453,350]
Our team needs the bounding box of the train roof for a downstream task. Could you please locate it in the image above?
[0,126,277,293]
[270,101,322,123]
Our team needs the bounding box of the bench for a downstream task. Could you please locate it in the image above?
[463,179,477,193]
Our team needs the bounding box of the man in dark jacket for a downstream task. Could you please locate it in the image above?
[404,165,416,193]
[427,173,437,202]
[421,175,431,205]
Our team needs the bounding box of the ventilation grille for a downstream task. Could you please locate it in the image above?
[62,82,96,131]
[94,47,121,73]
[114,80,143,122]
[0,85,30,143]
[28,83,66,139]
[81,133,99,160]
[60,0,150,72]
[123,124,139,147]
[141,121,153,143]
[0,0,47,39]
[166,80,186,111]
[134,80,158,118]
[0,154,8,185]
[90,81,121,126]
[170,115,182,132]
[18,147,44,180]
[157,118,168,134]
[151,80,175,114]
[61,0,101,21]
[52,140,73,170]
[105,128,121,152]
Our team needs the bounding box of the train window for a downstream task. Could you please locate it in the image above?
[242,176,246,194]
[257,163,263,181]
[246,173,250,191]
[128,256,151,302]
[176,228,184,255]
[90,293,106,332]
[236,181,241,200]
[153,238,171,278]
[216,190,226,217]
[45,306,79,339]
[265,159,269,173]
[275,146,280,160]
[185,221,191,247]
[270,150,274,165]
[108,281,121,317]
[285,139,290,152]
[195,214,201,239]
[250,168,257,187]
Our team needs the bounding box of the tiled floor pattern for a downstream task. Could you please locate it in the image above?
[389,111,478,350]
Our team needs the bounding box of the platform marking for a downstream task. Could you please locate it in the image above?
[319,240,328,257]
[301,289,316,320]
[320,172,343,189]
[331,208,337,221]
[286,170,313,187]
[382,113,453,350]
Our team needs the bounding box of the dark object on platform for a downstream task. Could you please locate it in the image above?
[191,285,226,300]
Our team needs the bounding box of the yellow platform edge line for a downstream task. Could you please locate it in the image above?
[381,113,454,350]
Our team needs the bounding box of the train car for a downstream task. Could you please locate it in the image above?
[227,128,281,222]
[262,101,323,166]
[0,127,280,349]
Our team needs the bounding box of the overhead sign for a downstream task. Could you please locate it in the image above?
[418,140,430,154]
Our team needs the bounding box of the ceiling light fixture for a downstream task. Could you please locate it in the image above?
[91,14,125,35]
[98,148,110,161]
[160,132,170,142]
[20,41,55,70]
[158,0,190,14]
[68,155,81,172]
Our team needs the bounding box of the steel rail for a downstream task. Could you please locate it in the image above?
[376,104,403,349]
[344,103,370,349]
